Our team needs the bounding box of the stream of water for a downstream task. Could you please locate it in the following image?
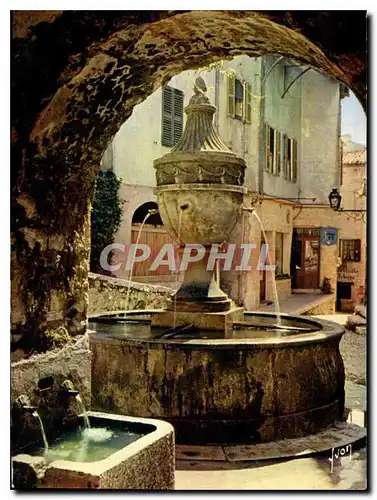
[125,211,155,310]
[251,211,282,327]
[32,410,49,452]
[75,394,91,429]
[173,209,183,329]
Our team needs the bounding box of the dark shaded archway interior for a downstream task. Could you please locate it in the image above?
[132,202,163,226]
[11,10,367,355]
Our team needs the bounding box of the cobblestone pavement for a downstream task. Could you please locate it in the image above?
[314,314,367,386]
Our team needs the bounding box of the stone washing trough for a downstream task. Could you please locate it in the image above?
[12,412,175,490]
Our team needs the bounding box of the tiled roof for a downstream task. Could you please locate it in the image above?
[342,149,366,165]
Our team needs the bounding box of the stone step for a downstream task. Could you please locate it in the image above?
[346,315,367,331]
[175,422,366,463]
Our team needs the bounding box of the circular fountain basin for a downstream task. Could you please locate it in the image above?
[89,312,345,445]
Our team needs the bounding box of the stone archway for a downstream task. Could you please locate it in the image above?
[11,10,367,354]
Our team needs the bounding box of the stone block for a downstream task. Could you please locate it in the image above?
[355,326,367,336]
[150,307,244,332]
[354,305,367,319]
[346,315,366,331]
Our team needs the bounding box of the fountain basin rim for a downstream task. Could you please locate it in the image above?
[88,311,344,349]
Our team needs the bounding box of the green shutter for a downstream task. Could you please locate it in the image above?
[162,86,173,146]
[265,123,271,172]
[276,131,281,175]
[173,89,184,146]
[244,83,252,123]
[292,138,297,182]
[162,86,184,147]
[228,75,235,117]
[283,134,288,179]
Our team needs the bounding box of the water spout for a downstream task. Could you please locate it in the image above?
[13,394,37,413]
[250,211,282,327]
[125,211,156,310]
[147,208,159,216]
[61,379,79,397]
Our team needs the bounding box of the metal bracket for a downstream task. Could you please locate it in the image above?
[281,67,311,99]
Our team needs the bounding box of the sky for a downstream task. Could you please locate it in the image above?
[341,92,367,146]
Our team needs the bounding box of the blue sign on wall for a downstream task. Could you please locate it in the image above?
[320,228,338,246]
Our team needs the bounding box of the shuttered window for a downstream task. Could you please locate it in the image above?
[161,86,184,147]
[228,76,252,123]
[282,135,298,182]
[283,134,289,180]
[292,138,298,182]
[265,124,281,175]
[265,124,272,172]
[228,75,235,118]
[275,131,281,175]
[244,83,252,123]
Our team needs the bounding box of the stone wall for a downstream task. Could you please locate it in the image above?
[274,278,292,300]
[306,297,336,315]
[11,335,91,453]
[88,272,172,316]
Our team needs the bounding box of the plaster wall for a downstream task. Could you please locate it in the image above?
[299,71,341,203]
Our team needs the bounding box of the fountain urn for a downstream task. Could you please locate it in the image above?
[153,78,247,325]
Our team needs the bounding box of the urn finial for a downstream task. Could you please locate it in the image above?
[190,76,210,104]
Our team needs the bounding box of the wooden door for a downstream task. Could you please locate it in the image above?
[131,225,179,277]
[292,230,320,289]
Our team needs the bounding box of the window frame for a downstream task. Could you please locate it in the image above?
[283,135,298,182]
[265,125,281,175]
[228,75,252,123]
[340,239,361,263]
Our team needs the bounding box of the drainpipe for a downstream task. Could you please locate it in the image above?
[258,57,266,195]
[335,87,342,189]
[214,68,220,132]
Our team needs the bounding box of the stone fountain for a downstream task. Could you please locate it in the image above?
[89,78,346,446]
[152,77,247,331]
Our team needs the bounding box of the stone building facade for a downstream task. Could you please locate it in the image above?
[99,54,351,311]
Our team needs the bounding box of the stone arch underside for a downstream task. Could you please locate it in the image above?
[11,10,366,354]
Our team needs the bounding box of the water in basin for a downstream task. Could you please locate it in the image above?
[89,312,321,341]
[31,426,145,463]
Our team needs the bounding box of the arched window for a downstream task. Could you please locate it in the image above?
[132,202,163,227]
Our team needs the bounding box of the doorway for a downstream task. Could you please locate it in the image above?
[291,228,320,289]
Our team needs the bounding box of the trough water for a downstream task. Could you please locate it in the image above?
[32,426,144,464]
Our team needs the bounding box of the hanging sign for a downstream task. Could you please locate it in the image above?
[320,228,338,246]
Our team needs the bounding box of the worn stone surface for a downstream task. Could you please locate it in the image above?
[90,317,345,445]
[354,305,366,319]
[355,326,367,336]
[11,335,91,453]
[306,299,336,316]
[345,315,367,331]
[88,272,171,315]
[11,10,366,352]
[340,331,367,386]
[12,455,47,489]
